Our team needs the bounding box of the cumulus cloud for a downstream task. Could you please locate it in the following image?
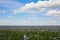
[0,0,60,25]
[13,0,60,14]
[45,10,60,18]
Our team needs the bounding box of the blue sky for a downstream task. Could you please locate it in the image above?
[0,0,60,26]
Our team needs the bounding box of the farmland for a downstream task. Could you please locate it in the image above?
[0,26,60,40]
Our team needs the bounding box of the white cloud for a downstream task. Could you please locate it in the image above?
[0,18,17,25]
[0,0,60,25]
[0,19,10,25]
[0,18,60,25]
[45,10,60,18]
[13,0,60,14]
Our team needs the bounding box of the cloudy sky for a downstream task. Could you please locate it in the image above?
[0,0,60,26]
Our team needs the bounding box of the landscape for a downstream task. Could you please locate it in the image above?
[0,0,60,40]
[0,26,60,40]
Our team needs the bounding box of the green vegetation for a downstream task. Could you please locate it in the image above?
[0,30,60,40]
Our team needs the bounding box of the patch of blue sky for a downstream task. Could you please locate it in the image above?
[0,0,23,10]
[0,11,11,18]
[13,13,36,19]
[41,0,49,1]
[14,0,38,4]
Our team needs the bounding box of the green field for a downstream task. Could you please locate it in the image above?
[0,29,60,40]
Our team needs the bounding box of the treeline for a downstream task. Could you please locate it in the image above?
[0,30,60,40]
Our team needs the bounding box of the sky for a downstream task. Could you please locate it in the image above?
[0,0,60,26]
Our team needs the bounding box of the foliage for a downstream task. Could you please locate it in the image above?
[0,30,60,40]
